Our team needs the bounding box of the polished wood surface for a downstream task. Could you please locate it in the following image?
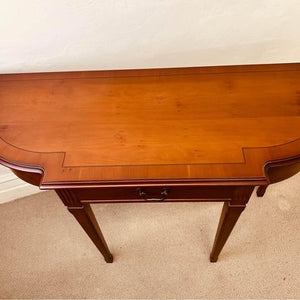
[1,63,300,188]
[1,63,300,263]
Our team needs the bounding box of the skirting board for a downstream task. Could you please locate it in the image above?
[0,166,41,204]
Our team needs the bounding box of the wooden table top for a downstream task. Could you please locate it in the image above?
[0,63,300,188]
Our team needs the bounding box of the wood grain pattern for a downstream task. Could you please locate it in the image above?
[1,63,299,263]
[0,63,300,188]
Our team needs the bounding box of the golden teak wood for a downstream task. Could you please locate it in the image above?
[0,63,299,263]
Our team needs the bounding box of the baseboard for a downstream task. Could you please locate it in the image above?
[0,167,41,204]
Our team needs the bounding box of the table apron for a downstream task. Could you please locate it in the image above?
[73,185,240,204]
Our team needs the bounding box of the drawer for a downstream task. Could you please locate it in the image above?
[75,185,235,203]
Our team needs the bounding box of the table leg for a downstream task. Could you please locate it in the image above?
[68,205,113,263]
[56,190,113,263]
[210,186,254,262]
[257,185,268,197]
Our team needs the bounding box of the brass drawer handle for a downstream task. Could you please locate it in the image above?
[137,188,170,201]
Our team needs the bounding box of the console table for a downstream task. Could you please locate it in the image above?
[1,63,299,263]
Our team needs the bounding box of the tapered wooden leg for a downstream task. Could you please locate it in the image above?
[257,185,268,197]
[210,186,254,262]
[68,205,113,263]
[56,190,113,263]
[210,202,246,262]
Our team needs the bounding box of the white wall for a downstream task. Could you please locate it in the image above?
[0,0,300,74]
[0,166,41,204]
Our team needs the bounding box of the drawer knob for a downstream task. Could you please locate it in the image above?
[137,188,169,201]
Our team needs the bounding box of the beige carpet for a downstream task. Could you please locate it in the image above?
[0,174,299,299]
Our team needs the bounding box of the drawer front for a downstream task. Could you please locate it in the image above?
[75,186,235,203]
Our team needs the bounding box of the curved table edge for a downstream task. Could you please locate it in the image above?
[0,136,299,188]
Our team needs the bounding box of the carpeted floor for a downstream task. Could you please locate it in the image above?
[0,174,299,299]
